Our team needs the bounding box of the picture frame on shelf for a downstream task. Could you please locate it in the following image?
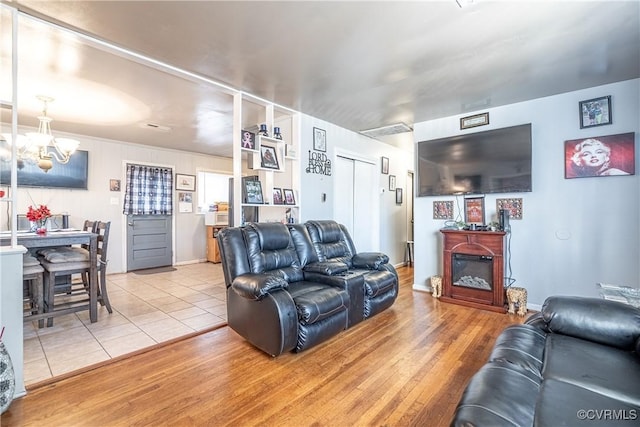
[389,175,396,191]
[272,187,284,205]
[260,145,280,170]
[395,188,403,205]
[313,127,326,152]
[175,173,196,191]
[241,130,257,151]
[285,144,297,158]
[283,188,296,205]
[464,196,485,225]
[244,180,264,204]
[579,95,611,129]
[381,157,389,174]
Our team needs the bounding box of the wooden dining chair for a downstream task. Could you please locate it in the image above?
[23,252,45,328]
[39,220,112,326]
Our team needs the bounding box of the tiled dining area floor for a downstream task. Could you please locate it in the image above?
[23,262,228,386]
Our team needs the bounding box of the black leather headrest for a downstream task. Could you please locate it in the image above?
[308,220,342,243]
[249,222,291,250]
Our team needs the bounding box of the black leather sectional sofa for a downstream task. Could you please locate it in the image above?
[217,220,398,356]
[451,296,640,426]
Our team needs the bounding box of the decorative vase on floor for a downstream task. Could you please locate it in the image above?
[0,340,15,414]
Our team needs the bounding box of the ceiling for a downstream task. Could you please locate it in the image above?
[1,1,639,157]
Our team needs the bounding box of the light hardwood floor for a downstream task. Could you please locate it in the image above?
[3,266,527,427]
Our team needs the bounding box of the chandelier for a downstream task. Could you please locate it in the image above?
[1,96,80,172]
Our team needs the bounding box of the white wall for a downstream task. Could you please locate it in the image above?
[413,79,640,307]
[4,130,232,273]
[299,115,414,265]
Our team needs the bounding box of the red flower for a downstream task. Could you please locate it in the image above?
[26,205,51,222]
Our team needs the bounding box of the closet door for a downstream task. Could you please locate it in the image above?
[335,155,377,252]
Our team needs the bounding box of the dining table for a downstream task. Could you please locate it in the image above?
[0,229,99,323]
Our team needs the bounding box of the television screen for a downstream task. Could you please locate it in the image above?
[0,149,89,189]
[417,124,532,196]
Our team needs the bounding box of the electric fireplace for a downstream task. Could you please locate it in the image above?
[440,229,506,312]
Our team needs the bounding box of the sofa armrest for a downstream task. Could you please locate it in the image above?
[231,274,289,301]
[534,296,640,350]
[304,261,349,275]
[352,252,389,270]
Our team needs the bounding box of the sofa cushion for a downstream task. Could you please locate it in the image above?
[362,270,396,297]
[288,281,349,325]
[542,334,640,407]
[489,324,546,377]
[535,379,640,427]
[541,296,640,350]
[451,361,541,427]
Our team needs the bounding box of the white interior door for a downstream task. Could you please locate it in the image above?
[335,155,377,251]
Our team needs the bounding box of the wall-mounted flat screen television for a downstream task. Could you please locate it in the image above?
[417,124,532,196]
[0,149,89,189]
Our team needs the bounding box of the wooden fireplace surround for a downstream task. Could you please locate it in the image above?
[440,229,506,313]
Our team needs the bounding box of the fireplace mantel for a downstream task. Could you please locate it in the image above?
[439,229,506,312]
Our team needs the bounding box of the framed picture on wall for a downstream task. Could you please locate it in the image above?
[496,198,523,220]
[395,188,403,205]
[389,175,396,191]
[381,157,389,174]
[564,132,635,178]
[313,127,326,152]
[175,173,196,191]
[433,201,454,220]
[464,196,485,225]
[579,95,611,129]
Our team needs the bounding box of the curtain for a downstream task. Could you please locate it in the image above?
[123,164,173,215]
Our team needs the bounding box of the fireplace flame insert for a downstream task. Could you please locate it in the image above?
[452,253,493,291]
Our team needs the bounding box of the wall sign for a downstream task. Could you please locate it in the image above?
[305,150,332,176]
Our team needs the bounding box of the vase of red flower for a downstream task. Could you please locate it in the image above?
[26,204,51,234]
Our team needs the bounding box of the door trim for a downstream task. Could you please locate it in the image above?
[121,160,176,271]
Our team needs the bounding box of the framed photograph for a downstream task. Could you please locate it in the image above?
[464,196,485,225]
[433,201,454,220]
[109,179,121,192]
[313,127,326,152]
[395,188,403,205]
[579,95,611,129]
[460,112,489,130]
[240,129,257,151]
[496,198,523,220]
[272,187,284,205]
[260,145,280,170]
[178,192,193,213]
[381,156,389,174]
[176,173,196,191]
[244,180,264,204]
[283,188,296,205]
[389,175,396,191]
[564,132,635,179]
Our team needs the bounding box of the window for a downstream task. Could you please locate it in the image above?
[196,171,232,213]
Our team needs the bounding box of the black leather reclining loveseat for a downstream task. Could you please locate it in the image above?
[451,296,640,426]
[217,220,398,356]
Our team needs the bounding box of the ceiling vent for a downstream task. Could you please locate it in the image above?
[359,122,413,139]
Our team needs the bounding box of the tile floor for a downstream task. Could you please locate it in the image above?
[23,262,228,386]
